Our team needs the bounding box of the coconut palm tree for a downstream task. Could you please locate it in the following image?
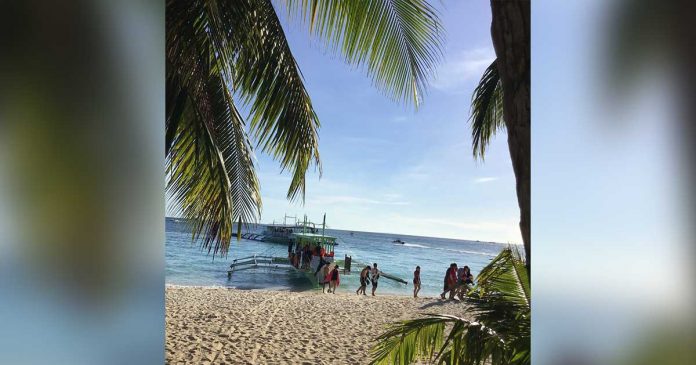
[491,1,530,271]
[166,0,443,256]
[368,4,530,363]
[468,0,530,271]
[370,248,530,365]
[470,59,530,270]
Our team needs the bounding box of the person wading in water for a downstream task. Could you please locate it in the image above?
[413,266,421,298]
[370,263,380,296]
[356,266,371,295]
[326,265,340,294]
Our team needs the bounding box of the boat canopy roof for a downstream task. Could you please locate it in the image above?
[290,233,337,250]
[266,223,314,228]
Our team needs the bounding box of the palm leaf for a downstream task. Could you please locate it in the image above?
[232,0,322,201]
[166,0,261,256]
[476,247,529,309]
[370,314,506,365]
[284,0,444,106]
[371,315,446,364]
[470,59,504,160]
[166,67,261,256]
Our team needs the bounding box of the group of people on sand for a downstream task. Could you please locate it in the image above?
[412,264,473,299]
[315,259,474,299]
[319,261,384,297]
[440,263,474,300]
[413,263,475,299]
[355,263,380,296]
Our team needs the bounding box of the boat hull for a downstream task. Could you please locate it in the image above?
[293,256,337,288]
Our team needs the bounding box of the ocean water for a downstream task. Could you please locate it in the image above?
[166,217,510,297]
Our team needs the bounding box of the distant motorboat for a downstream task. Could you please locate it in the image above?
[393,239,405,244]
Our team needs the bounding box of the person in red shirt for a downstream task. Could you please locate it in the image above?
[440,263,458,299]
[326,265,340,294]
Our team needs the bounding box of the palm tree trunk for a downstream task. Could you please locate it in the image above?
[490,0,530,273]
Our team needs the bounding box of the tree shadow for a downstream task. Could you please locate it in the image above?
[419,299,461,310]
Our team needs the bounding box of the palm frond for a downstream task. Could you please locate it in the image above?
[476,247,529,309]
[232,0,322,202]
[470,59,504,160]
[166,0,261,256]
[284,0,444,107]
[370,314,506,365]
[371,315,446,364]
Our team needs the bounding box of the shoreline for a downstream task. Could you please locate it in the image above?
[166,286,471,364]
[165,283,439,299]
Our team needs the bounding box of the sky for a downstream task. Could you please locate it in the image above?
[169,1,522,243]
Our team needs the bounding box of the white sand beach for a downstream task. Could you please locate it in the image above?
[166,286,472,364]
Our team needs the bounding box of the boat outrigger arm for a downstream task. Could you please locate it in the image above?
[380,272,408,285]
[349,258,408,285]
[227,254,293,278]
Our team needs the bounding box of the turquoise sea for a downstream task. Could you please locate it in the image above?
[166,217,509,297]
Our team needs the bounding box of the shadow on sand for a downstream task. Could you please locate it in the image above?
[419,298,462,310]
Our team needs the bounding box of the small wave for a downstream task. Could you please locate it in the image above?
[402,243,430,248]
[433,247,498,257]
[165,284,233,290]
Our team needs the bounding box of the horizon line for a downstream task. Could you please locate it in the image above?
[165,216,520,245]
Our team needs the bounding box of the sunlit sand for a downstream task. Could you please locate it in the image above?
[166,286,472,364]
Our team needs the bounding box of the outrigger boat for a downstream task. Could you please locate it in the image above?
[229,214,341,286]
[288,231,339,286]
[228,214,406,287]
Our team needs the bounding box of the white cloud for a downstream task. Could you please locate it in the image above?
[432,47,495,91]
[308,195,410,206]
[382,193,403,200]
[381,214,522,244]
[473,177,498,184]
[417,217,508,232]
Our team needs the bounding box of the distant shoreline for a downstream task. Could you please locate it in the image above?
[165,216,514,245]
